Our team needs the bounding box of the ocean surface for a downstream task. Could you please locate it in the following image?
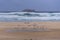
[0,12,60,22]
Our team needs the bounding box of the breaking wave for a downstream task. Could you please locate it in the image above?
[0,12,60,21]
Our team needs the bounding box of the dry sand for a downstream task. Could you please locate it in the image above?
[0,22,60,40]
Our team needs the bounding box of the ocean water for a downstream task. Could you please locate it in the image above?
[0,12,60,22]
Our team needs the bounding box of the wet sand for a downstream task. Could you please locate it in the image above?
[0,22,60,40]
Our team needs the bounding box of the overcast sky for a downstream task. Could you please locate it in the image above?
[0,0,60,11]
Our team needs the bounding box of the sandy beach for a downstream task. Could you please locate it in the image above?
[0,21,60,29]
[0,22,60,40]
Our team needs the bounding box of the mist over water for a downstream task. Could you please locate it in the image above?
[0,12,60,22]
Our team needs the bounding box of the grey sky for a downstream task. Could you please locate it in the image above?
[0,0,60,11]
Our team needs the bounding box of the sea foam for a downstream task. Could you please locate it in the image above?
[0,12,60,21]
